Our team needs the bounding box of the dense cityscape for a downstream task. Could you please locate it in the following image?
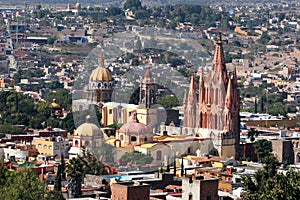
[0,0,300,199]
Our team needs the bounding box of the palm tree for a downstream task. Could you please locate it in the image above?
[65,148,108,198]
[65,157,84,198]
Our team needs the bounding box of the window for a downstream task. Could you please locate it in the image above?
[131,136,137,142]
[144,137,147,142]
[188,194,193,200]
[49,145,52,150]
[38,144,42,148]
[109,109,112,114]
[120,135,124,141]
[44,145,48,149]
[156,150,162,161]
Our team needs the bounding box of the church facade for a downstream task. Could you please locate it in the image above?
[183,33,240,158]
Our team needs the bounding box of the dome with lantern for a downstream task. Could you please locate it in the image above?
[74,115,105,138]
[88,54,114,103]
[116,113,153,147]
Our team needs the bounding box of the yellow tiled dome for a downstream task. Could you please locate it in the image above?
[50,99,60,109]
[89,67,113,82]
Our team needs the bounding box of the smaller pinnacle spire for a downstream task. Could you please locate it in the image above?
[188,73,196,103]
[226,77,233,108]
[200,68,204,87]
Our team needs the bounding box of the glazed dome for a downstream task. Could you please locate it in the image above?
[119,113,152,134]
[74,115,103,137]
[50,99,60,109]
[89,67,113,82]
[75,2,81,9]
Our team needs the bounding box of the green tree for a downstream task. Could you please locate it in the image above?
[65,157,84,198]
[45,89,72,110]
[123,0,142,11]
[92,143,116,164]
[157,95,180,108]
[242,155,299,200]
[106,7,123,16]
[0,167,50,200]
[53,164,64,200]
[0,160,7,186]
[255,139,272,162]
[120,151,154,165]
[61,113,75,134]
[65,149,107,198]
[259,32,271,45]
[0,124,22,134]
[47,36,57,44]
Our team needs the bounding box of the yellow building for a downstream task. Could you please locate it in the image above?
[101,102,138,127]
[34,137,70,156]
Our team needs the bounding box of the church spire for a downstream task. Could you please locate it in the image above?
[213,33,227,84]
[232,68,240,108]
[199,68,205,103]
[183,89,187,105]
[188,73,196,104]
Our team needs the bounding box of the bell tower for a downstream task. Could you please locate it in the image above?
[139,66,156,108]
[137,66,158,130]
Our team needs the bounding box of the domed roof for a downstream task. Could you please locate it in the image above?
[75,2,81,9]
[89,67,113,82]
[50,99,60,109]
[74,115,103,137]
[119,113,152,134]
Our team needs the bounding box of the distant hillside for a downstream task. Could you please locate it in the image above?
[0,0,286,7]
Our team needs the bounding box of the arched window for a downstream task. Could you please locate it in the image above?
[44,145,48,149]
[38,144,42,148]
[156,150,162,161]
[75,140,79,147]
[131,136,137,142]
[144,137,148,142]
[49,145,52,150]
